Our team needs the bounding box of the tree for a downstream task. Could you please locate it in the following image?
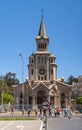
[0,72,19,104]
[4,72,19,86]
[76,96,82,104]
[0,75,13,96]
[66,75,78,85]
[2,93,14,104]
[0,78,8,100]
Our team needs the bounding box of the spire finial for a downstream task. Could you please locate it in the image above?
[41,8,44,17]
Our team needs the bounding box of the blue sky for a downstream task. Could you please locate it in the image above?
[0,0,82,83]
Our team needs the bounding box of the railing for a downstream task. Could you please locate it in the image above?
[0,104,59,113]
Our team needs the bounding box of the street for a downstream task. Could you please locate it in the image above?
[46,115,82,130]
[0,113,82,130]
[0,120,41,130]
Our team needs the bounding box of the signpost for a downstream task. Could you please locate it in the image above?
[42,100,50,130]
[42,100,50,111]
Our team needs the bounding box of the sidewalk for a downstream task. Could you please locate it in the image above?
[0,110,37,116]
[0,111,43,130]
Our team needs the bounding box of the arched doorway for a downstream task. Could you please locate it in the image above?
[61,93,66,108]
[37,90,47,108]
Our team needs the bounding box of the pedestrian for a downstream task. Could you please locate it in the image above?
[49,108,52,116]
[40,108,42,115]
[10,107,14,115]
[28,109,31,117]
[54,108,57,117]
[63,107,68,117]
[67,109,72,119]
[57,107,60,117]
[35,109,37,116]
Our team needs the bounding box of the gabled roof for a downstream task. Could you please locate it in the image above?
[28,81,58,92]
[28,81,49,90]
[33,81,49,90]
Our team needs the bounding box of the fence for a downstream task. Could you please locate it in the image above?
[0,103,58,113]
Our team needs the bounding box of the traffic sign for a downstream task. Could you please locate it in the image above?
[42,100,50,110]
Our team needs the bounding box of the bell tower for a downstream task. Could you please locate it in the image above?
[28,16,57,81]
[36,16,49,52]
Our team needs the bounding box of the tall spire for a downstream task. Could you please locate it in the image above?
[36,12,49,52]
[38,15,48,38]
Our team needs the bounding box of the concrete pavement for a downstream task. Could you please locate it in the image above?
[0,111,43,130]
[0,120,43,130]
[0,110,82,130]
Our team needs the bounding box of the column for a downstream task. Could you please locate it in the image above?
[32,91,37,109]
[48,95,50,103]
[54,96,56,108]
[56,91,60,108]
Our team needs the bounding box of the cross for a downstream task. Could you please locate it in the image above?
[41,8,44,17]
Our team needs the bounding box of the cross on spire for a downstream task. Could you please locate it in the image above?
[41,8,44,17]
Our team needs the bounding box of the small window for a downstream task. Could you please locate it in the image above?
[44,76,47,80]
[50,59,53,63]
[41,57,43,64]
[41,77,43,80]
[44,56,46,64]
[32,59,34,63]
[31,70,34,75]
[45,44,46,49]
[38,76,40,80]
[38,44,40,49]
[51,70,53,75]
[38,57,40,63]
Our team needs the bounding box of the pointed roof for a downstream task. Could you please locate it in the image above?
[38,16,48,38]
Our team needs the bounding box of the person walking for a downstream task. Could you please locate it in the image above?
[35,109,38,116]
[28,109,31,117]
[63,107,68,117]
[49,108,52,116]
[54,108,57,117]
[57,107,60,117]
[67,109,72,119]
[10,107,14,115]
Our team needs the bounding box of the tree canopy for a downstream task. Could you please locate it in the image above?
[66,75,78,85]
[1,93,14,104]
[4,72,19,86]
[76,96,82,104]
[0,72,19,104]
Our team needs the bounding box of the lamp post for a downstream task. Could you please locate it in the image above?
[0,76,4,112]
[1,89,4,112]
[19,53,24,115]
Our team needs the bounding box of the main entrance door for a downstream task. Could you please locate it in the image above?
[37,90,47,108]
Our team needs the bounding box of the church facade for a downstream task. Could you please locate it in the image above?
[14,16,72,109]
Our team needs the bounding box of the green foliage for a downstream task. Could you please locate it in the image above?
[76,96,82,104]
[4,72,19,86]
[0,72,19,104]
[66,75,78,85]
[2,93,14,104]
[0,117,37,120]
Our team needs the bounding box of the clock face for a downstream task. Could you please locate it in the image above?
[39,66,46,75]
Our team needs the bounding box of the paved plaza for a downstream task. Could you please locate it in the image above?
[0,112,82,130]
[46,115,82,130]
[0,120,42,130]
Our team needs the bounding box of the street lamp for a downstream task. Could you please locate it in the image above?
[0,76,5,112]
[1,89,4,112]
[19,53,24,115]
